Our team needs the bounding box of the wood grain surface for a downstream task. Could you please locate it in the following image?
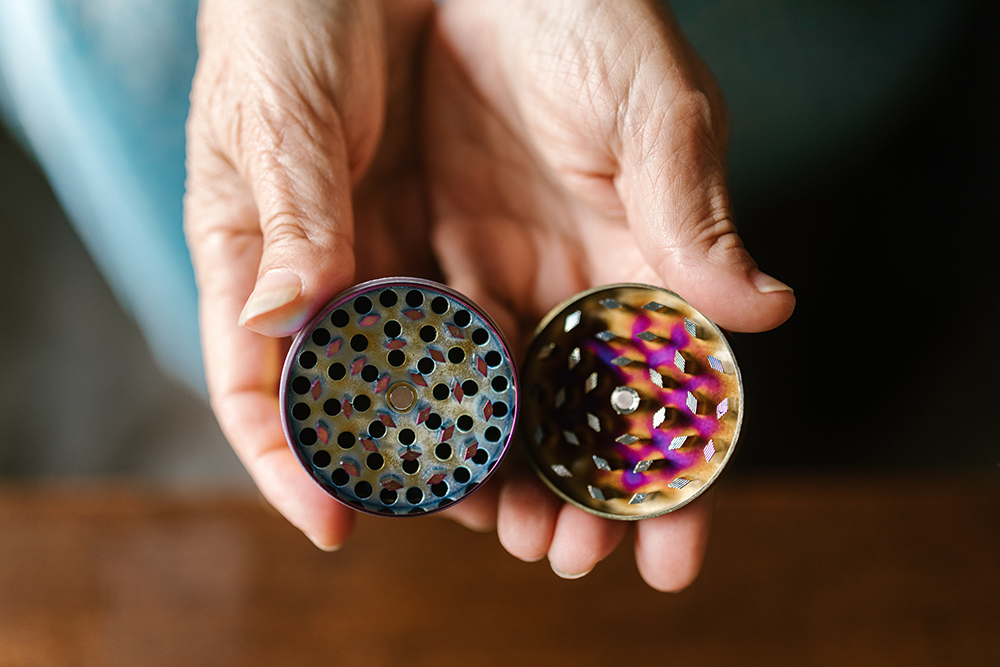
[0,475,996,666]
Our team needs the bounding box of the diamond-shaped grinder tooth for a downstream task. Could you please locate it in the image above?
[520,283,743,521]
[633,460,653,473]
[280,278,518,517]
[552,464,573,478]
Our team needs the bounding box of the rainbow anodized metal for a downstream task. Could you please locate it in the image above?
[280,277,518,517]
[521,284,743,520]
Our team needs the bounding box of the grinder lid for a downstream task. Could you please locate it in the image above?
[280,277,518,516]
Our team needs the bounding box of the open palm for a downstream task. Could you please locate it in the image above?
[184,0,793,591]
[420,0,794,587]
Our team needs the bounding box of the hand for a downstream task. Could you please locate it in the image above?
[183,0,795,591]
[184,0,436,549]
[420,0,795,589]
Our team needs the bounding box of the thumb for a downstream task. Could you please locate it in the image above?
[619,86,794,333]
[190,0,388,339]
[234,107,359,337]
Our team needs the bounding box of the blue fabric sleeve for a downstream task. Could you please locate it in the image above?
[0,0,203,392]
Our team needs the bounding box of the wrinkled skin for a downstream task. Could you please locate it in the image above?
[184,0,794,591]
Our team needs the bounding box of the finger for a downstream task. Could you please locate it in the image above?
[497,472,561,562]
[183,0,394,552]
[184,168,356,548]
[192,0,390,337]
[634,492,714,592]
[233,105,359,336]
[614,9,795,333]
[184,69,362,545]
[547,505,629,579]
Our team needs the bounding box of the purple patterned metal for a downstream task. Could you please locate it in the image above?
[280,278,518,517]
[521,284,743,520]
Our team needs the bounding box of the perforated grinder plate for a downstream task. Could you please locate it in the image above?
[280,278,518,516]
[521,284,743,520]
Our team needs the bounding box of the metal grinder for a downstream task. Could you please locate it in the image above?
[520,284,743,520]
[280,278,518,516]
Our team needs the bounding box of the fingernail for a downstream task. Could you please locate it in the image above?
[238,270,303,326]
[307,534,343,552]
[751,269,793,295]
[550,562,593,580]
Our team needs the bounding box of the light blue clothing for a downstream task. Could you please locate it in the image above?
[0,0,201,390]
[0,0,974,392]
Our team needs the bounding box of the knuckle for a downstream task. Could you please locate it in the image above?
[190,51,333,171]
[261,211,352,259]
[656,188,743,272]
[262,211,312,246]
[669,90,715,139]
[668,88,728,157]
[658,90,719,160]
[681,184,738,249]
[623,83,725,175]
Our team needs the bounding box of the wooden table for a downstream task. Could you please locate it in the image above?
[0,475,996,666]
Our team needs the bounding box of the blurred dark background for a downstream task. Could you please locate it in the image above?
[731,0,1000,474]
[0,0,996,482]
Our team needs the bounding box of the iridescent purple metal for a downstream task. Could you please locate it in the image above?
[521,284,743,520]
[280,278,518,517]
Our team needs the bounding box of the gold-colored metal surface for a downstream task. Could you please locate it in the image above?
[521,284,743,520]
[280,278,517,516]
